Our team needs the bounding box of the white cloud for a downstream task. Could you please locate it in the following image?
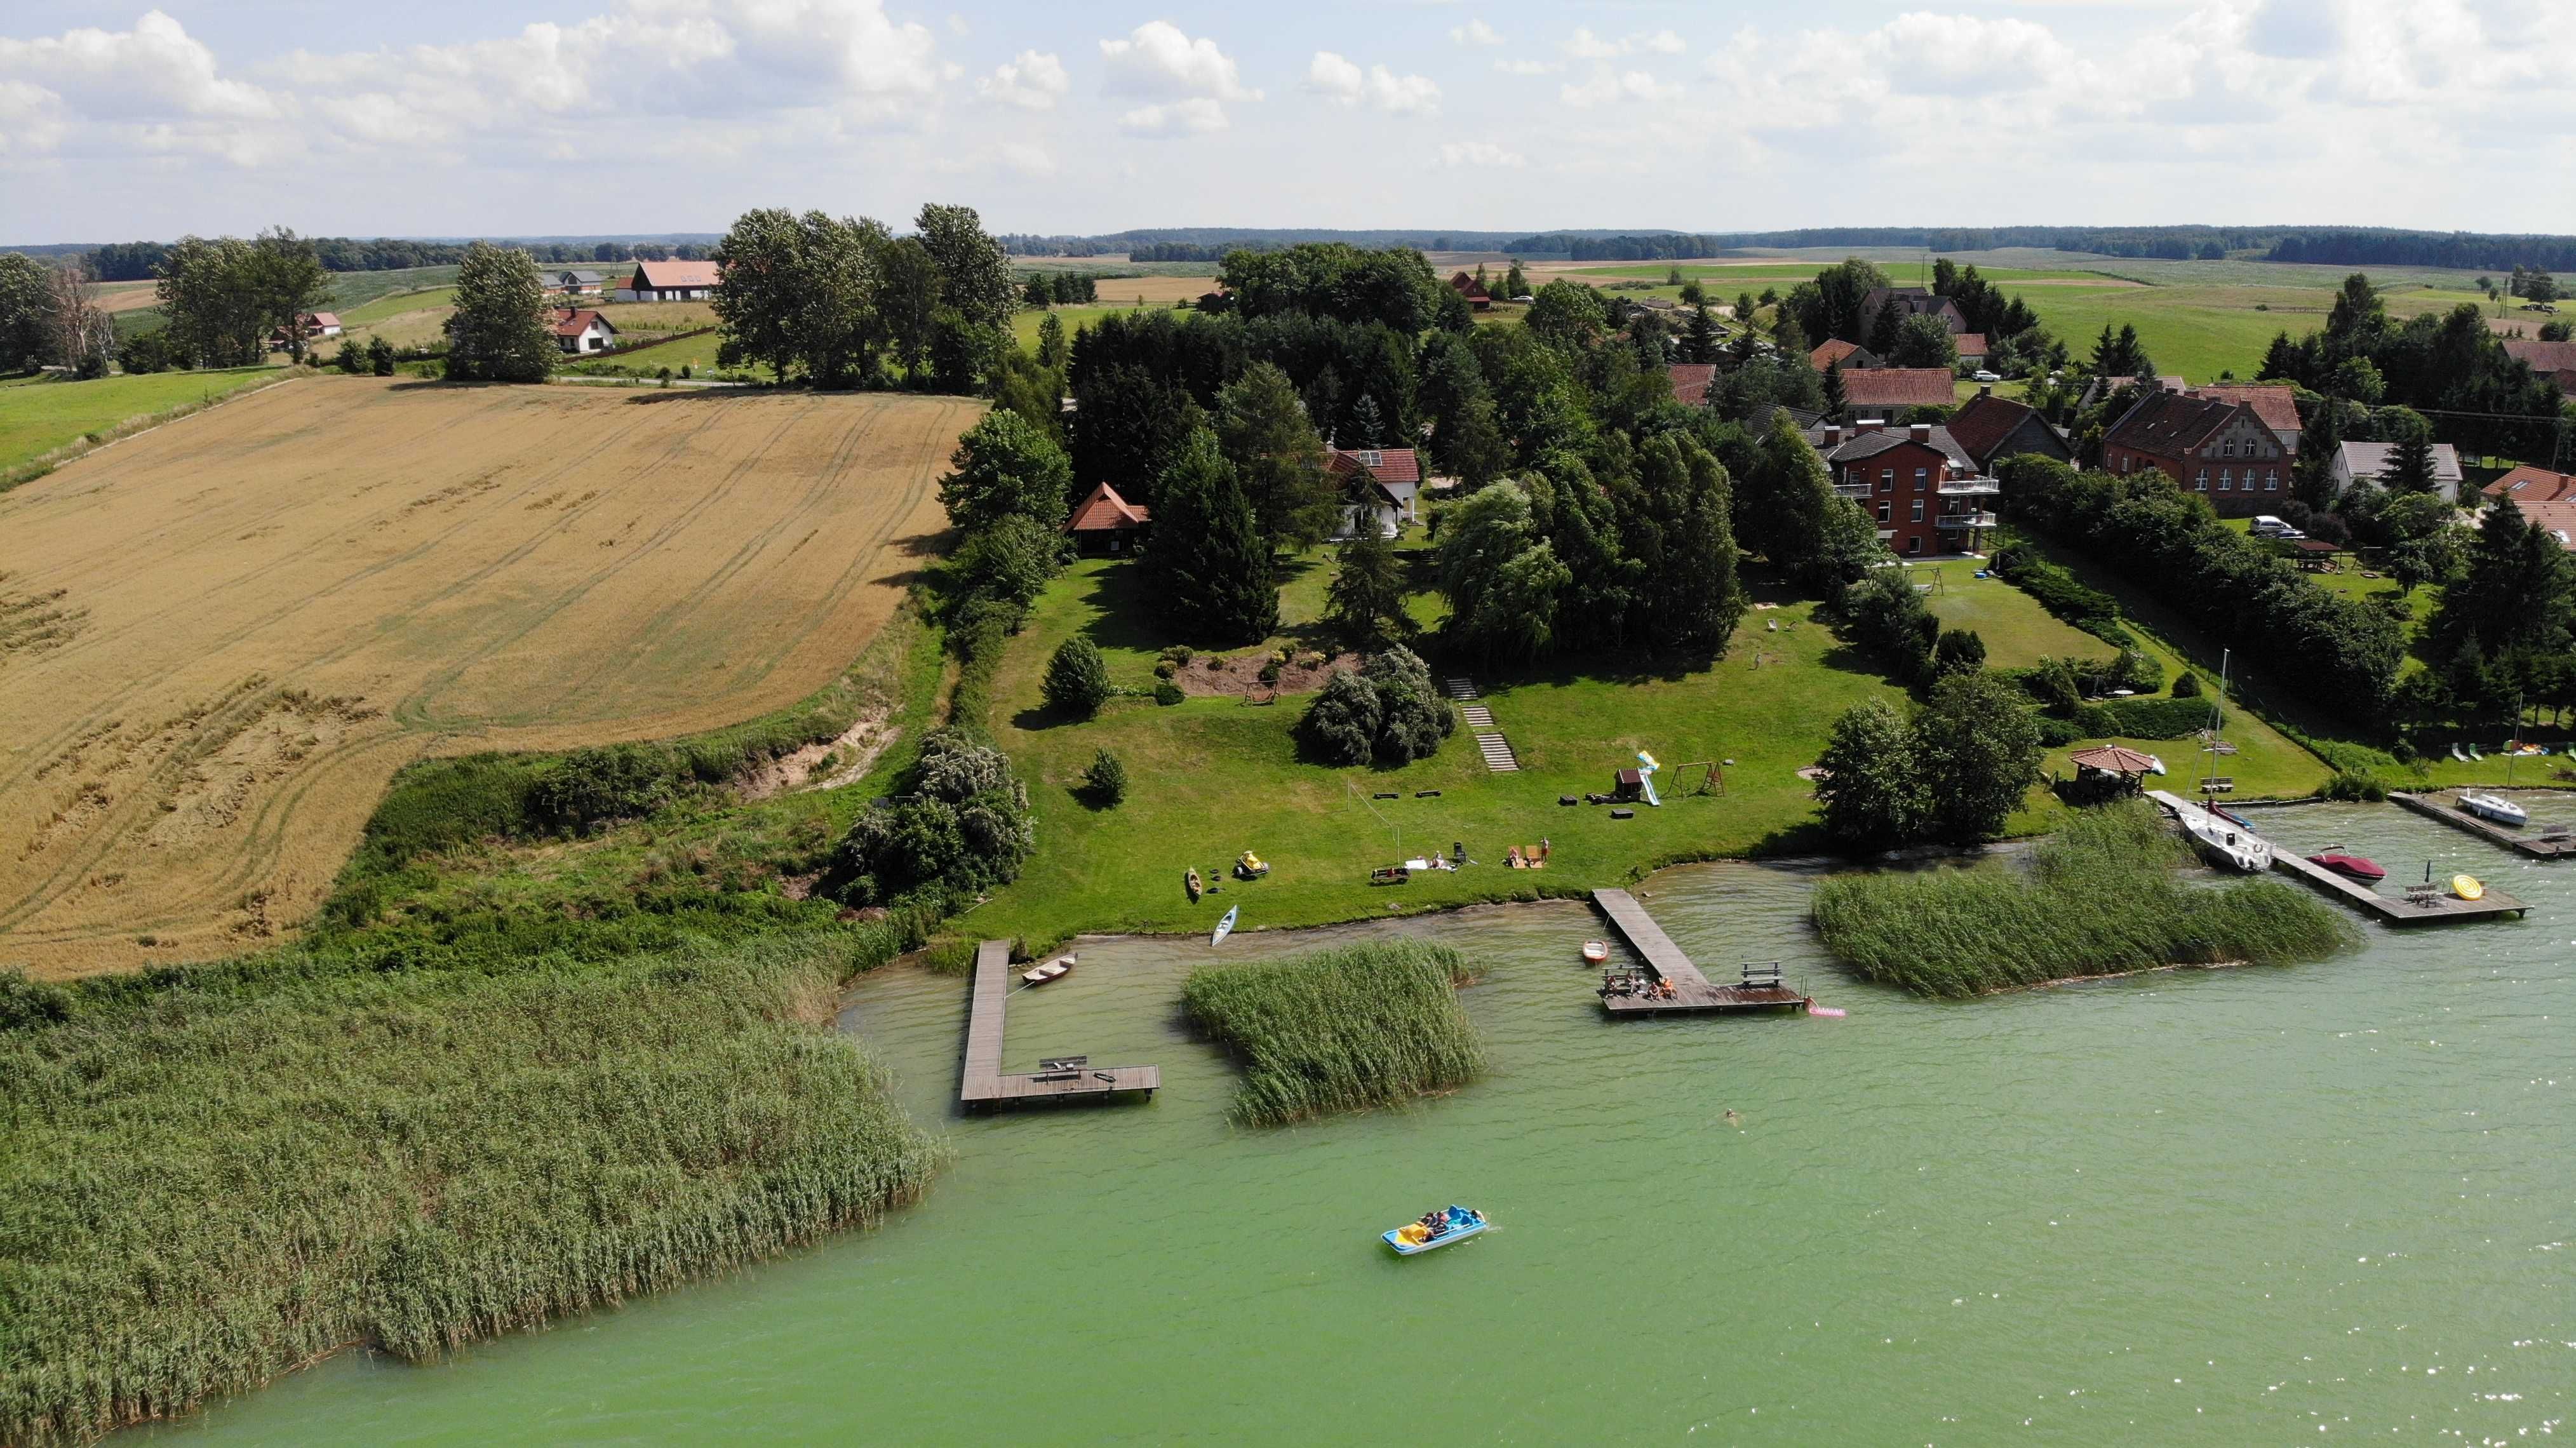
[0,10,296,163]
[979,50,1068,109]
[1439,140,1524,167]
[996,140,1054,175]
[1566,27,1686,60]
[1642,30,1687,56]
[1120,97,1230,135]
[1307,51,1440,114]
[1560,69,1677,108]
[1494,58,1560,76]
[1099,21,1256,100]
[1567,27,1623,60]
[1451,19,1503,47]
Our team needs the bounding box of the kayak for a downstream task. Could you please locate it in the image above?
[1211,904,1238,948]
[1383,1205,1489,1256]
[2453,874,2485,901]
[1581,940,1609,963]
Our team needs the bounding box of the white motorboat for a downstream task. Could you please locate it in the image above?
[2457,791,2528,828]
[2182,807,2272,873]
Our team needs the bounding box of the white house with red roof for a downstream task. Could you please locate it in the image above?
[1328,446,1421,539]
[550,308,619,354]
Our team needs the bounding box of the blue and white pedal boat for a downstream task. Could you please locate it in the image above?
[1382,1205,1489,1256]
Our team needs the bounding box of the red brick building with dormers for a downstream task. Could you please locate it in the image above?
[1805,420,2001,558]
[2100,390,2290,518]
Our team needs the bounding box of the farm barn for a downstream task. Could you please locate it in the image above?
[617,259,722,301]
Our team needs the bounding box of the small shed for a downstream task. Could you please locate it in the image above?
[1613,768,1645,802]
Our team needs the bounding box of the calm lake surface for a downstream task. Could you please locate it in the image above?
[144,802,2572,1444]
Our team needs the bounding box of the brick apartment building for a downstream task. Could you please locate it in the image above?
[1806,420,2001,557]
[2100,391,2290,518]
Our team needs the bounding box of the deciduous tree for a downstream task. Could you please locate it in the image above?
[443,241,555,382]
[1814,698,1924,850]
[1913,669,2042,844]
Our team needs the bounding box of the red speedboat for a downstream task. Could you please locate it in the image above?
[2307,850,2385,883]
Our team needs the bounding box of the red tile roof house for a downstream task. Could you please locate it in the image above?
[1944,389,2073,471]
[1809,338,1880,372]
[1953,333,1989,368]
[1665,363,1717,406]
[2100,390,2291,518]
[1838,368,1960,416]
[2502,339,2576,394]
[1803,420,2001,558]
[2481,464,2576,507]
[1329,446,1422,539]
[616,259,723,302]
[1065,482,1150,554]
[1447,271,1494,311]
[2186,382,2303,458]
[267,311,342,347]
[550,308,619,354]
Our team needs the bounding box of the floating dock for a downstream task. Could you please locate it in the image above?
[2389,791,2576,859]
[2147,791,2530,925]
[959,940,1160,1110]
[1590,888,1809,1015]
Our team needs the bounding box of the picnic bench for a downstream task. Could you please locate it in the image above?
[2198,777,2236,794]
[1740,962,1783,989]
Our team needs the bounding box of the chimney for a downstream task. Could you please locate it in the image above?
[1910,422,1932,444]
[1978,384,1994,398]
[1823,424,1843,447]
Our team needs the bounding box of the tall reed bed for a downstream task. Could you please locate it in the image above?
[1811,798,2354,997]
[1182,939,1482,1126]
[0,934,943,1446]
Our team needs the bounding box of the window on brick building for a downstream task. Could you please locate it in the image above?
[1910,499,1924,523]
[2195,469,2208,490]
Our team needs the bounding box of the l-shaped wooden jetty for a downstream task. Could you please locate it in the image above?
[1591,888,1810,1015]
[2390,791,2576,859]
[2146,791,2529,925]
[959,940,1160,1110]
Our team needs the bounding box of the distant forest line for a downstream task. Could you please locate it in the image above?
[11,224,2572,282]
[1003,225,2576,272]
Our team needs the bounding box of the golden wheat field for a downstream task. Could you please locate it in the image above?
[0,377,969,976]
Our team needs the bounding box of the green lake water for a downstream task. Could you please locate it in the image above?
[142,802,2572,1444]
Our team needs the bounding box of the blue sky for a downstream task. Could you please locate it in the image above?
[1,1,2568,243]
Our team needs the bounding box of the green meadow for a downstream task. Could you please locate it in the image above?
[0,366,285,478]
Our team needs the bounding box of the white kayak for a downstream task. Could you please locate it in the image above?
[1211,904,1238,948]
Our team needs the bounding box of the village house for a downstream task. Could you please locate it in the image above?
[1065,481,1150,554]
[1804,419,2001,557]
[1447,271,1494,311]
[2481,464,2576,506]
[1809,338,1879,372]
[2330,439,2465,502]
[1859,286,1968,336]
[1943,389,2074,472]
[549,307,619,355]
[2502,339,2576,394]
[616,259,723,302]
[2185,382,2303,459]
[267,311,342,347]
[1953,333,1989,370]
[2100,390,2290,518]
[1329,446,1421,539]
[1835,367,1959,415]
[1665,362,1717,406]
[545,268,611,295]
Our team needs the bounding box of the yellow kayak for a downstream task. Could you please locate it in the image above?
[2453,874,2484,901]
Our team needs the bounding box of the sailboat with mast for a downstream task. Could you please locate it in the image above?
[2182,650,2272,873]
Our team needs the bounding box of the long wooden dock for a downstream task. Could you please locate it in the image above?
[2146,791,2530,925]
[958,941,1160,1111]
[2390,791,2576,859]
[1591,888,1809,1016]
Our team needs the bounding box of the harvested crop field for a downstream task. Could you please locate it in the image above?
[0,378,969,975]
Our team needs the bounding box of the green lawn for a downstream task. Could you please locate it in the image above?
[1009,300,1177,350]
[960,543,2302,951]
[0,366,284,476]
[1922,567,2114,667]
[326,266,459,311]
[339,286,455,324]
[561,328,739,379]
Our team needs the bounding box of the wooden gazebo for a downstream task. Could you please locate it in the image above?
[2067,744,2163,795]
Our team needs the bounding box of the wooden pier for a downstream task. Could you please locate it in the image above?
[2146,791,2530,925]
[959,941,1160,1111]
[1590,888,1809,1016]
[2390,791,2576,859]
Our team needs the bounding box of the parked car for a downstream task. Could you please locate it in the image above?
[2250,514,2290,537]
[1971,370,2001,382]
